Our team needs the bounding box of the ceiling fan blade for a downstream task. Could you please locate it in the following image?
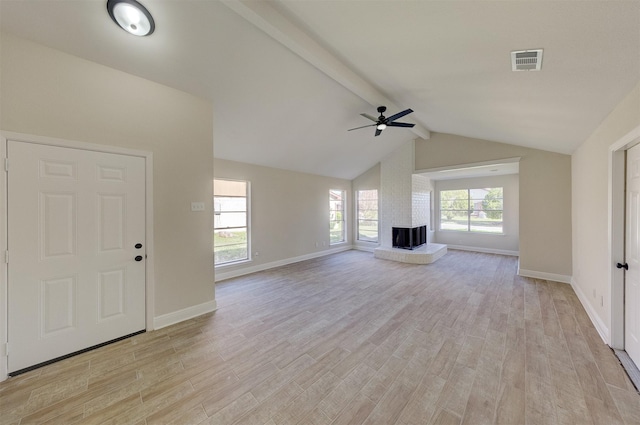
[387,122,415,128]
[360,113,378,122]
[385,108,414,123]
[348,123,376,131]
[375,128,383,137]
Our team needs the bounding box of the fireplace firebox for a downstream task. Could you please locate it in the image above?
[392,225,427,250]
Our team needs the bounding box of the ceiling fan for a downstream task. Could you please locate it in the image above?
[348,106,415,137]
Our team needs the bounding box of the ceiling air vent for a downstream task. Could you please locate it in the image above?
[511,49,543,71]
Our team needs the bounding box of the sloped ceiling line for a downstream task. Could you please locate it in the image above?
[221,0,430,140]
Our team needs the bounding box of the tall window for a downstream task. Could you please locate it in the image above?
[439,187,503,233]
[214,179,249,265]
[329,189,345,244]
[357,189,378,242]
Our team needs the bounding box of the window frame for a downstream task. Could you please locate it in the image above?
[214,178,250,267]
[356,189,379,243]
[438,187,504,234]
[329,189,346,245]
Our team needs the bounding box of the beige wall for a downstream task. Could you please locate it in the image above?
[0,34,215,317]
[416,133,572,278]
[572,81,640,340]
[214,158,351,279]
[434,174,519,253]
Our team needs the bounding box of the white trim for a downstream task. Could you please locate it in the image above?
[572,277,610,343]
[447,245,519,257]
[0,137,6,381]
[215,245,354,282]
[414,157,521,174]
[517,266,572,284]
[154,300,218,330]
[609,123,640,349]
[0,131,155,381]
[354,243,378,253]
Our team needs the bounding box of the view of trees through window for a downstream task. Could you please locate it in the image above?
[329,190,345,244]
[357,189,378,242]
[440,187,503,233]
[214,179,248,265]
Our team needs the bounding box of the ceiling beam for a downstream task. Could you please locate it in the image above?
[221,0,430,140]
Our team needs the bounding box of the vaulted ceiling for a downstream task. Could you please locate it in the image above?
[1,1,639,179]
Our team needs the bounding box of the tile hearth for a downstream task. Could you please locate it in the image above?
[374,243,447,264]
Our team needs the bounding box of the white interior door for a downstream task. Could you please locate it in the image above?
[7,141,146,373]
[626,143,640,366]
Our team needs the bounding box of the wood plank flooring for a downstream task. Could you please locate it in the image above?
[2,250,640,424]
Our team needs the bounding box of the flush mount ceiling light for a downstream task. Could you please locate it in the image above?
[107,0,155,36]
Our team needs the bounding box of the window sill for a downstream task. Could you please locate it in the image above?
[437,230,506,236]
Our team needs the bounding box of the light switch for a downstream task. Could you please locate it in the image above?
[191,202,205,212]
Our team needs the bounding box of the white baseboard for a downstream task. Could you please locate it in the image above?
[353,243,378,253]
[446,244,519,257]
[215,245,354,282]
[153,299,217,330]
[517,267,572,284]
[571,277,609,343]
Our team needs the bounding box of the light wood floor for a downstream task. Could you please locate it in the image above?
[2,250,640,424]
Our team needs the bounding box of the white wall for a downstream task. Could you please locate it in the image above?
[214,158,352,280]
[572,81,640,343]
[380,141,415,247]
[0,34,215,320]
[434,174,519,254]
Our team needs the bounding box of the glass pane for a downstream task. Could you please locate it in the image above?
[214,212,246,229]
[330,190,344,201]
[358,219,378,242]
[214,197,246,213]
[214,179,247,197]
[330,222,344,243]
[440,211,469,231]
[214,228,248,264]
[470,211,503,233]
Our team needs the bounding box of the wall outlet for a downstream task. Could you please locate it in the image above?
[191,202,205,212]
[254,251,259,257]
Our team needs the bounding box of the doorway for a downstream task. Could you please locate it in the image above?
[610,124,640,384]
[1,133,155,378]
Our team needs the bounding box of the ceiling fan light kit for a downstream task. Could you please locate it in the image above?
[107,0,155,36]
[348,106,415,137]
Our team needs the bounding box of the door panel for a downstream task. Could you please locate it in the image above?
[626,143,640,366]
[7,141,146,373]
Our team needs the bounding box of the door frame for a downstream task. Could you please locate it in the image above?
[0,131,155,381]
[609,124,640,349]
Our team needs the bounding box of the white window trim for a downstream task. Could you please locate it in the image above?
[214,178,251,267]
[356,189,379,243]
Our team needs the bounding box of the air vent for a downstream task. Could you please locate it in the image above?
[511,49,543,71]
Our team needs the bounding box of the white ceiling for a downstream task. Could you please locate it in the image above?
[1,1,639,180]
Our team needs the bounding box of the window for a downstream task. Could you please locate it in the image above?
[357,189,378,242]
[439,187,503,233]
[329,189,345,244]
[214,179,249,265]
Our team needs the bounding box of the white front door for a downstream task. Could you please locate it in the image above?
[626,143,640,367]
[7,141,146,373]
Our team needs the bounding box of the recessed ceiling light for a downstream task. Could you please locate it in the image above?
[107,0,155,36]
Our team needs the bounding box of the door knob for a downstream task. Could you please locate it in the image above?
[617,262,629,270]
[135,243,143,249]
[135,255,143,262]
